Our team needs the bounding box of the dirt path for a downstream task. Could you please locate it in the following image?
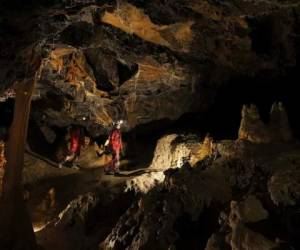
[23,145,151,233]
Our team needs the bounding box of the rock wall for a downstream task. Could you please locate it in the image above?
[103,139,300,250]
[125,133,207,193]
[1,0,300,136]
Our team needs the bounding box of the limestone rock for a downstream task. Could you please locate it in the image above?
[125,171,165,194]
[1,0,300,136]
[102,161,232,249]
[103,139,300,249]
[205,233,230,250]
[238,103,293,143]
[39,126,57,144]
[228,200,277,250]
[190,134,214,166]
[101,2,194,53]
[268,170,300,206]
[56,193,99,227]
[242,196,269,223]
[270,102,293,142]
[238,104,271,143]
[36,193,100,250]
[228,196,268,225]
[149,134,201,170]
[124,134,201,194]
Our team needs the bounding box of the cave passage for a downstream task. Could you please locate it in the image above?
[0,98,14,129]
[174,206,222,250]
[166,68,300,140]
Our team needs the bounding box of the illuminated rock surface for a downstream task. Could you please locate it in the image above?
[0,1,300,250]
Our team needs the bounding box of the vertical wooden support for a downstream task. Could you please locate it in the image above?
[0,77,37,250]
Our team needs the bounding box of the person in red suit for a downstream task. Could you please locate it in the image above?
[104,120,124,174]
[59,125,85,169]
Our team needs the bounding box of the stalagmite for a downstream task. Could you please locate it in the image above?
[238,103,293,143]
[270,102,292,142]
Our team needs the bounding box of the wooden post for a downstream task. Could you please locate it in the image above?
[0,77,37,249]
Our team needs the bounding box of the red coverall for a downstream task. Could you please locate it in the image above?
[108,128,122,172]
[69,126,84,156]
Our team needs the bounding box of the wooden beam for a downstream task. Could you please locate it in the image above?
[0,77,37,250]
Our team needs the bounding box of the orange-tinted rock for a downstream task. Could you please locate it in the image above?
[101,2,194,52]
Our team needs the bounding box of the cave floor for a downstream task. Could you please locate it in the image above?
[22,146,149,233]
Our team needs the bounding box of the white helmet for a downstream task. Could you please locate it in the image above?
[113,120,124,129]
[116,120,124,126]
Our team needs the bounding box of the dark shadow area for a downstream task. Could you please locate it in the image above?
[85,190,136,241]
[246,204,300,249]
[0,98,14,128]
[166,68,300,140]
[247,16,274,56]
[27,121,68,162]
[117,61,138,86]
[174,205,221,250]
[114,169,147,177]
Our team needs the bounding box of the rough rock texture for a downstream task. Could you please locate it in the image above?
[190,134,215,166]
[228,200,277,250]
[125,171,165,194]
[126,104,296,194]
[0,141,5,170]
[102,134,300,250]
[125,133,214,193]
[149,134,201,170]
[268,170,300,206]
[1,0,300,136]
[102,163,232,250]
[37,193,100,250]
[238,103,293,143]
[36,188,135,250]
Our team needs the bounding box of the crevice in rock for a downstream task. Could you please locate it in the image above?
[85,190,136,239]
[174,205,221,250]
[0,98,14,129]
[247,16,274,56]
[117,61,138,86]
[27,121,67,162]
[165,68,300,140]
[60,21,95,47]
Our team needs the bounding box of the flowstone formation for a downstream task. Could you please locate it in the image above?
[1,0,300,136]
